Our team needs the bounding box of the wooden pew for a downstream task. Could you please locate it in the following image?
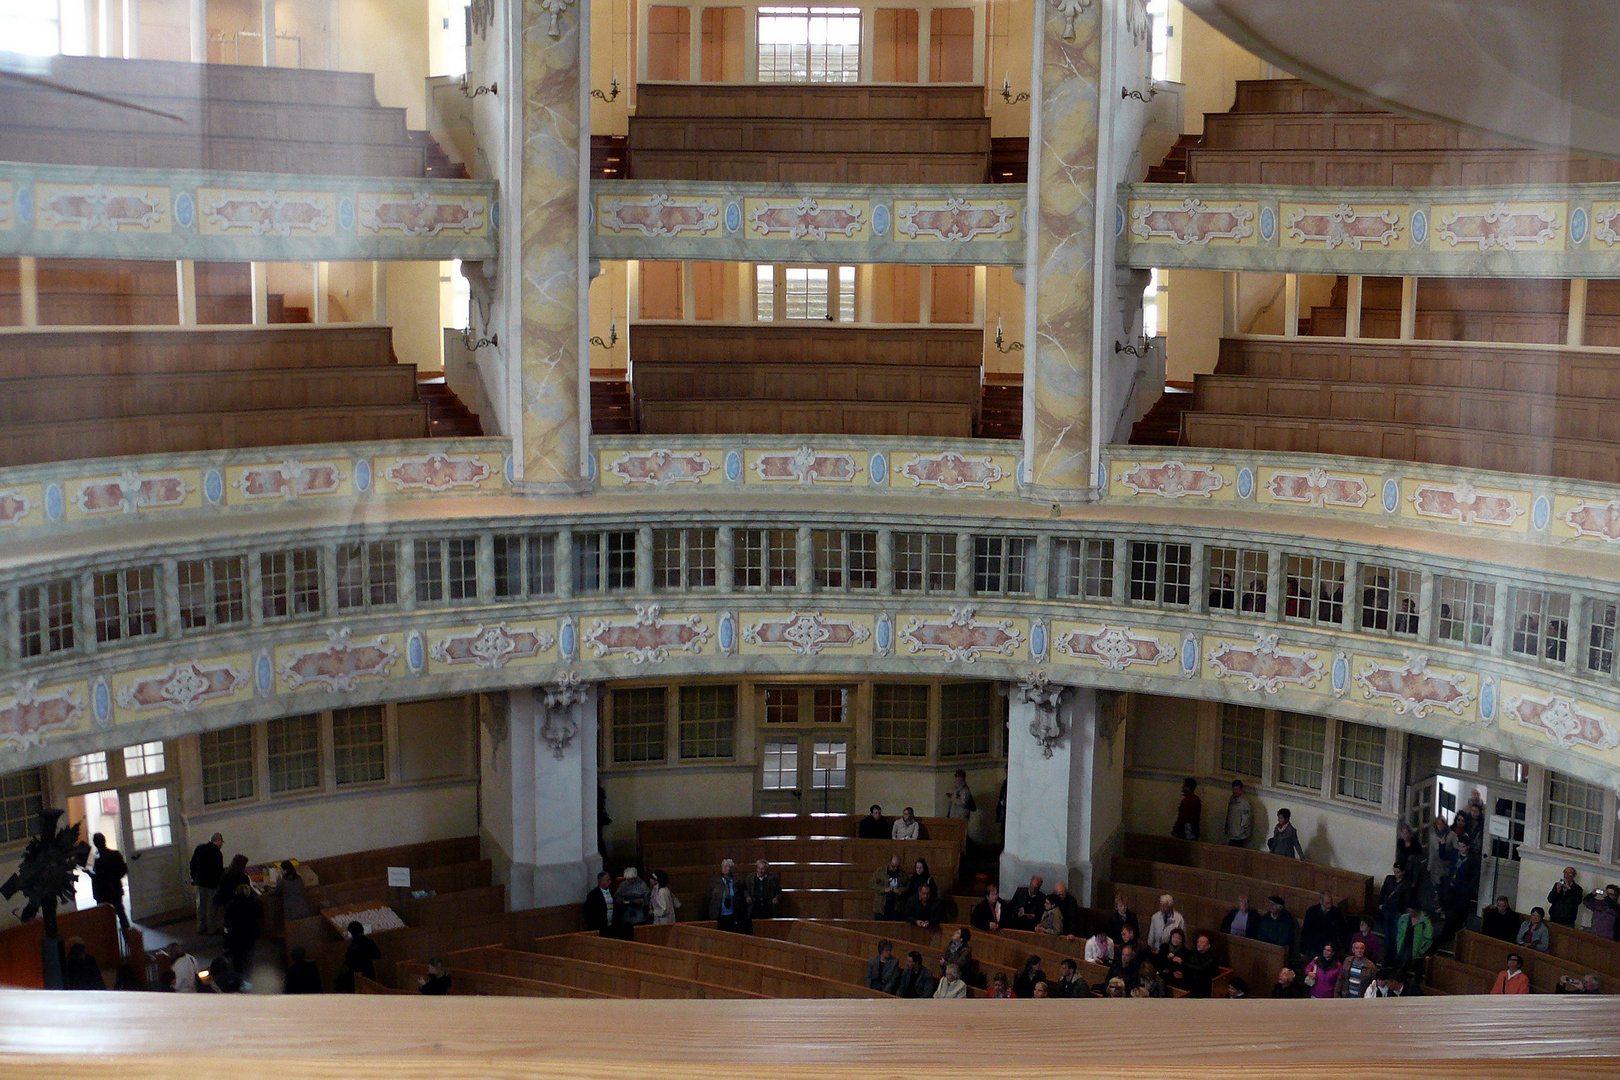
[301,904,585,989]
[1112,857,1365,918]
[642,837,961,883]
[1546,922,1620,981]
[394,960,609,998]
[746,918,1019,986]
[636,814,969,851]
[530,932,887,999]
[445,943,764,999]
[834,919,1144,996]
[1455,930,1620,995]
[0,325,401,378]
[0,904,134,989]
[634,923,870,985]
[1427,956,1497,995]
[1121,834,1375,913]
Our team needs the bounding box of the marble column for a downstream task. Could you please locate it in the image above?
[1023,0,1102,499]
[1002,677,1123,904]
[499,676,602,910]
[518,0,590,493]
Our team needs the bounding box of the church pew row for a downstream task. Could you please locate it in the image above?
[294,836,482,886]
[641,838,961,883]
[302,905,584,989]
[529,932,887,999]
[660,861,882,893]
[271,859,494,941]
[1547,921,1620,981]
[284,884,509,956]
[1426,956,1498,995]
[1111,857,1367,918]
[1101,881,1250,948]
[0,325,402,379]
[667,887,977,923]
[354,974,414,995]
[635,814,968,851]
[1120,834,1375,913]
[393,962,610,998]
[634,923,875,986]
[0,904,137,989]
[992,924,1238,1000]
[443,943,764,999]
[1181,411,1620,484]
[1455,930,1620,995]
[744,919,1020,987]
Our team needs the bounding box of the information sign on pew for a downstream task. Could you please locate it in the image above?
[387,867,412,888]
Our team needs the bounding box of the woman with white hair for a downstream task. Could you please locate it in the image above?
[615,866,651,928]
[1147,893,1185,952]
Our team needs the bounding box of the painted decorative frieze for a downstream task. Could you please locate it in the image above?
[895,452,1007,491]
[1130,199,1256,245]
[1266,467,1371,509]
[0,679,84,749]
[1594,204,1620,247]
[751,448,858,484]
[430,623,555,670]
[1206,634,1325,693]
[0,488,35,527]
[198,189,334,236]
[741,613,871,656]
[74,471,194,515]
[1558,498,1620,542]
[381,453,495,492]
[279,629,400,691]
[900,608,1023,663]
[1118,461,1226,498]
[1353,654,1475,717]
[115,661,248,713]
[747,197,866,241]
[1408,481,1525,527]
[358,191,486,237]
[606,450,717,487]
[233,460,344,500]
[896,198,1017,242]
[36,183,166,232]
[1506,690,1620,752]
[1280,204,1403,250]
[598,193,720,237]
[1433,202,1562,251]
[1055,625,1176,672]
[583,606,710,663]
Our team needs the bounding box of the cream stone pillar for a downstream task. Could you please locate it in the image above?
[1023,0,1103,500]
[517,0,590,493]
[498,677,602,910]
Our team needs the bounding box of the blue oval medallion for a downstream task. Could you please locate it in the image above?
[560,619,577,661]
[1114,204,1125,237]
[724,450,743,482]
[255,651,273,693]
[1532,494,1551,531]
[406,631,426,673]
[719,614,736,653]
[1031,622,1048,660]
[1097,461,1108,489]
[1332,652,1349,695]
[1572,206,1589,245]
[338,197,355,230]
[1382,477,1400,514]
[869,453,887,485]
[585,200,594,230]
[45,482,63,521]
[586,453,598,483]
[872,203,891,237]
[1259,205,1276,242]
[876,614,893,653]
[1412,209,1428,245]
[92,679,111,725]
[354,458,372,492]
[1236,467,1254,500]
[174,191,195,227]
[503,454,515,484]
[203,468,224,504]
[724,201,742,233]
[17,186,32,224]
[1181,633,1199,675]
[1480,677,1496,722]
[491,201,500,228]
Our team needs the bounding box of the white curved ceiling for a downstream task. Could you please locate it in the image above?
[1183,0,1620,159]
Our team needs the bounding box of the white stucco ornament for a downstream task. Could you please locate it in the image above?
[539,0,576,38]
[1017,671,1069,758]
[1048,0,1095,40]
[540,671,589,758]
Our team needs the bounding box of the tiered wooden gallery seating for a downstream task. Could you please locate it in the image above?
[0,324,429,466]
[627,84,991,183]
[0,904,143,989]
[1187,79,1620,186]
[0,55,444,178]
[0,259,290,327]
[1428,927,1620,995]
[638,813,972,922]
[1181,334,1620,483]
[630,324,983,437]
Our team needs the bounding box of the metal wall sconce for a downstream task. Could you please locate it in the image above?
[460,73,497,99]
[589,317,619,350]
[1121,82,1159,103]
[1000,76,1030,106]
[1114,337,1152,357]
[461,327,499,350]
[993,319,1023,354]
[591,75,622,102]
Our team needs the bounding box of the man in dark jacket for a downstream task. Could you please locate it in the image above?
[1480,895,1520,942]
[583,871,617,935]
[89,833,129,932]
[1255,895,1296,955]
[1548,866,1584,926]
[901,883,943,928]
[1006,874,1046,930]
[971,885,1006,932]
[1440,838,1481,941]
[865,940,901,994]
[1299,891,1348,960]
[895,951,936,998]
[1379,863,1416,948]
[189,832,225,934]
[744,859,783,922]
[857,805,889,839]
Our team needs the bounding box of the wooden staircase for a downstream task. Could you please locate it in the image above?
[592,135,629,179]
[412,130,470,179]
[976,379,1022,440]
[1145,133,1199,182]
[1128,385,1192,446]
[990,137,1028,184]
[590,377,637,435]
[418,375,484,437]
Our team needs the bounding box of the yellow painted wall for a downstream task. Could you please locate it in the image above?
[337,0,431,128]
